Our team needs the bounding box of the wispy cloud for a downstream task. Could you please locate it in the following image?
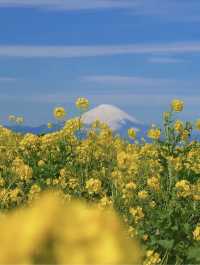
[0,0,138,10]
[0,76,16,82]
[10,92,200,110]
[82,75,200,95]
[0,42,200,58]
[0,0,199,22]
[82,75,178,87]
[148,57,184,64]
[132,0,200,22]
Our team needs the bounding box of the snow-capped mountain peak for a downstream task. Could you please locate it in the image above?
[7,104,147,138]
[82,104,142,131]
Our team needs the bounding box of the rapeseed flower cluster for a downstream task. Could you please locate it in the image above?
[175,180,191,198]
[143,250,161,265]
[129,206,145,223]
[86,178,102,194]
[0,98,200,264]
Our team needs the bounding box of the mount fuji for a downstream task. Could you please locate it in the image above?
[7,104,148,138]
[82,104,147,138]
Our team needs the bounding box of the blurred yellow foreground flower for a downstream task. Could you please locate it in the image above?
[0,192,142,265]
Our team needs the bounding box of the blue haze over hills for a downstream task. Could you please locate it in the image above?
[6,104,200,142]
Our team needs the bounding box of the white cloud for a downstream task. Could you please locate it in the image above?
[131,0,200,22]
[0,0,138,10]
[0,42,200,58]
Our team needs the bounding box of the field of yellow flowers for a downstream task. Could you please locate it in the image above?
[0,98,200,264]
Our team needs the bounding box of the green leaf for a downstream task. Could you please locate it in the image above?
[171,225,179,231]
[188,247,200,262]
[158,239,174,250]
[183,223,190,233]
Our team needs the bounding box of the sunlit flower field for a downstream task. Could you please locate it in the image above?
[0,98,200,264]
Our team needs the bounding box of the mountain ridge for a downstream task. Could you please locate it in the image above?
[5,104,148,137]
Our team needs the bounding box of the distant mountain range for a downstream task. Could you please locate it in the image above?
[6,104,148,138]
[5,104,200,141]
[6,124,58,135]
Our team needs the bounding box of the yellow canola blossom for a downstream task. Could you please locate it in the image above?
[53,107,66,120]
[12,158,33,182]
[129,206,145,223]
[192,181,200,201]
[126,182,137,190]
[147,128,161,140]
[171,99,184,112]
[175,180,191,198]
[143,250,161,265]
[193,224,200,241]
[138,190,149,200]
[98,196,113,209]
[76,97,89,111]
[128,128,137,139]
[117,151,132,169]
[147,177,160,191]
[86,178,102,194]
[174,120,184,133]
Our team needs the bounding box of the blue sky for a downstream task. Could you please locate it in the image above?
[0,0,200,125]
